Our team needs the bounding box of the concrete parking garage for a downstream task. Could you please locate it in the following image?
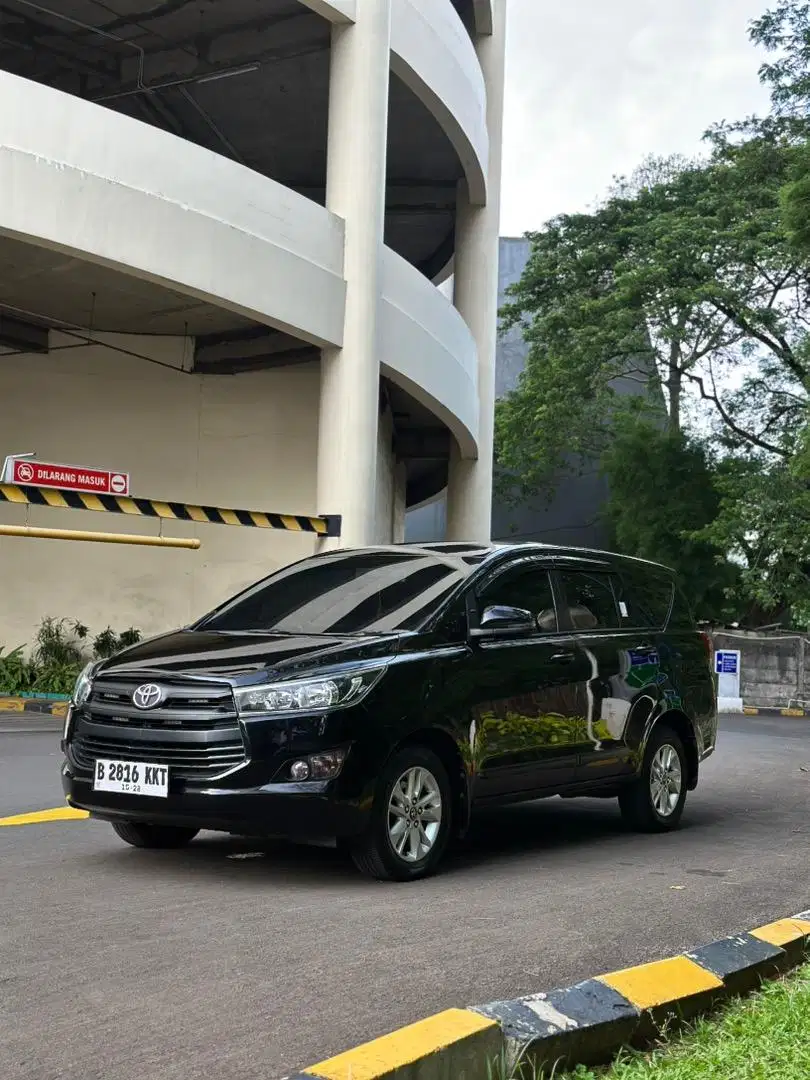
[0,0,505,644]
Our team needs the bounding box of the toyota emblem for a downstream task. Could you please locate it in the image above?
[132,683,164,710]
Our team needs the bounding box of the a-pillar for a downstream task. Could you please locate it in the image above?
[445,0,508,543]
[317,0,392,548]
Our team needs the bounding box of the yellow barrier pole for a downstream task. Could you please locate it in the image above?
[0,525,200,550]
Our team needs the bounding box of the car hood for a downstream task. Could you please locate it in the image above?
[96,629,402,685]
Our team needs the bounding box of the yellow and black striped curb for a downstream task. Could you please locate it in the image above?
[0,484,341,538]
[0,696,68,717]
[744,705,809,717]
[284,912,810,1080]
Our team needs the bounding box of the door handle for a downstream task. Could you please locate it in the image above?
[551,651,575,663]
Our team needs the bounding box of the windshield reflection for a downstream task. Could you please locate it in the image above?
[197,549,486,635]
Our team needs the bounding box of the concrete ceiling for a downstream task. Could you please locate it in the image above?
[0,0,474,277]
[0,233,259,337]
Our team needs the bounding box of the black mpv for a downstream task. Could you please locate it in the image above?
[62,543,717,881]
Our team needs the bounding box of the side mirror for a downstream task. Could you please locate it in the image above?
[469,605,535,640]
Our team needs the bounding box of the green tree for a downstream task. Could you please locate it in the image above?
[750,1,810,120]
[601,419,738,621]
[699,449,810,628]
[737,3,810,256]
[498,143,807,494]
[495,0,810,623]
[496,139,810,621]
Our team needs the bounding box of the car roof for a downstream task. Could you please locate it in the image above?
[317,541,674,575]
[412,542,673,573]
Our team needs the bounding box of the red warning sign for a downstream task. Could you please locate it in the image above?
[10,459,130,497]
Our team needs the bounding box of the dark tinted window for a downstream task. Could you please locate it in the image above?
[559,571,620,630]
[198,551,475,635]
[478,565,558,632]
[668,587,695,630]
[615,569,674,629]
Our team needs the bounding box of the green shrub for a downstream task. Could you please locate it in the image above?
[0,646,34,694]
[93,626,142,659]
[0,618,143,696]
[30,661,84,696]
[33,617,88,668]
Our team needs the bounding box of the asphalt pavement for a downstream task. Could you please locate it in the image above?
[2,715,810,1080]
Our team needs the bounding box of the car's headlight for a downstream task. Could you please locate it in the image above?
[233,667,386,717]
[72,661,96,708]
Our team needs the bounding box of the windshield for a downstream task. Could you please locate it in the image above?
[196,549,486,635]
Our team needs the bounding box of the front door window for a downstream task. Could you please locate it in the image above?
[467,564,587,794]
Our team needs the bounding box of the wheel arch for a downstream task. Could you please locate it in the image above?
[650,709,700,791]
[393,726,471,836]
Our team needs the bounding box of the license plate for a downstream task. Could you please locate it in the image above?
[93,758,169,798]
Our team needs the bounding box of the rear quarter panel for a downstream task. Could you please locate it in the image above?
[657,631,717,758]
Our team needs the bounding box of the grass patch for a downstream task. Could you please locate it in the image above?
[497,964,810,1079]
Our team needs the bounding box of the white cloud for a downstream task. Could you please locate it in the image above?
[500,0,773,234]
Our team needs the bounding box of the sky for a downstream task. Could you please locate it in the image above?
[500,0,774,235]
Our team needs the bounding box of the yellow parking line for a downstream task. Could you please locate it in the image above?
[0,807,90,827]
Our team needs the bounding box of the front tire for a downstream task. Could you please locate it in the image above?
[350,746,452,882]
[112,821,199,849]
[619,724,687,832]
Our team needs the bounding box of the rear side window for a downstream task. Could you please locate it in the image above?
[616,569,674,630]
[558,570,620,630]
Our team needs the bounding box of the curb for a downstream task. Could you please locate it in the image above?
[284,913,810,1080]
[0,696,68,717]
[743,705,809,717]
[0,713,64,733]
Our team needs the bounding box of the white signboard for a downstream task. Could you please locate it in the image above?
[715,649,742,713]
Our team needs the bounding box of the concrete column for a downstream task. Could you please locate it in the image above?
[392,462,407,543]
[317,0,392,548]
[445,0,508,543]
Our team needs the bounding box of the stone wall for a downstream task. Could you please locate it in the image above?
[711,630,810,710]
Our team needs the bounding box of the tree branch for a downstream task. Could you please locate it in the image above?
[686,317,741,366]
[682,369,790,456]
[711,300,806,380]
[612,366,658,383]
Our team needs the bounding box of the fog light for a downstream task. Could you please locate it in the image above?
[309,748,347,780]
[287,748,347,782]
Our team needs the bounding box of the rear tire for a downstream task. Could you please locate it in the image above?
[112,821,199,849]
[350,746,452,882]
[619,724,687,832]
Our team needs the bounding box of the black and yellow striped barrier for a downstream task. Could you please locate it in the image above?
[0,484,341,538]
[284,913,810,1079]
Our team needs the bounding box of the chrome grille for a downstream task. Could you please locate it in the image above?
[86,675,236,730]
[71,732,245,781]
[70,673,246,781]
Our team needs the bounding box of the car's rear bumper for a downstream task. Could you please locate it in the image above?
[61,763,369,839]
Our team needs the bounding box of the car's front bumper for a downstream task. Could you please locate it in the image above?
[61,762,369,839]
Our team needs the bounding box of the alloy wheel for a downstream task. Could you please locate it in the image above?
[387,766,443,862]
[649,743,682,817]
